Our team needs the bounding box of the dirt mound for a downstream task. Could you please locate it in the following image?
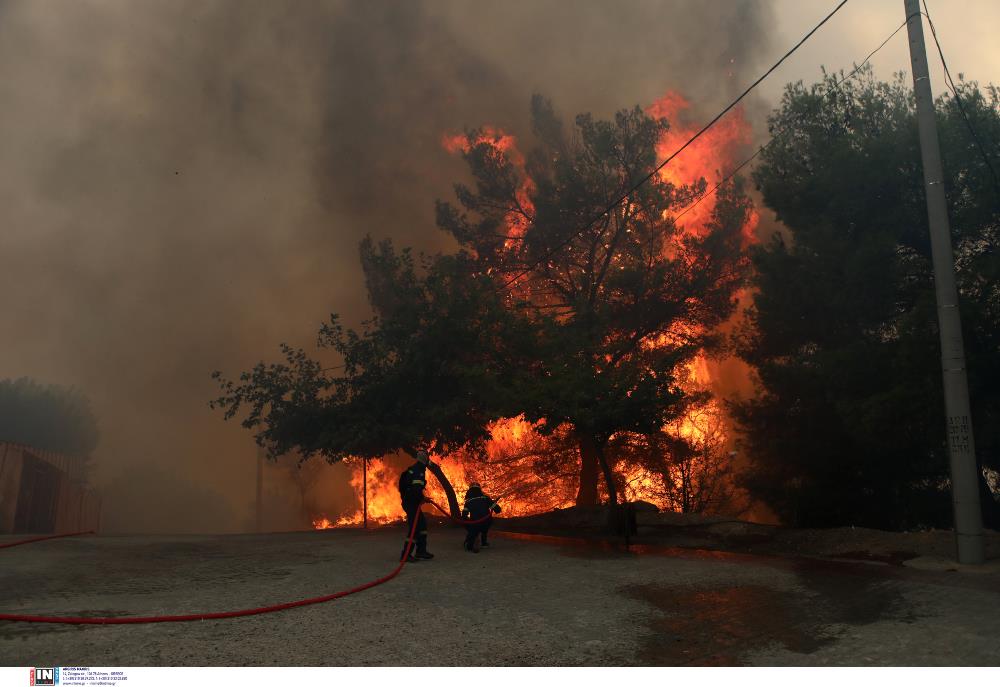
[493,505,1000,565]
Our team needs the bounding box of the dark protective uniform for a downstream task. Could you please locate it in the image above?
[462,485,501,552]
[398,462,432,560]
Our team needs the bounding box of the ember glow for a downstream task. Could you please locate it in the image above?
[312,91,756,529]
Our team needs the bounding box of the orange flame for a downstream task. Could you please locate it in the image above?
[648,91,757,241]
[441,127,536,246]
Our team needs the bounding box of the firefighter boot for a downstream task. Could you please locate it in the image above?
[415,534,434,560]
[400,540,420,563]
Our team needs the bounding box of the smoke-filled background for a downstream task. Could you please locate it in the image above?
[2,0,995,533]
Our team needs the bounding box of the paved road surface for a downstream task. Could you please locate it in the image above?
[1,528,998,665]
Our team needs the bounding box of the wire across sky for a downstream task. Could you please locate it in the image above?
[496,0,851,292]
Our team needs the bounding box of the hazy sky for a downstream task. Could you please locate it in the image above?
[0,0,995,533]
[768,0,999,104]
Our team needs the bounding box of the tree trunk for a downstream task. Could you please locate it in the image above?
[576,434,600,507]
[592,440,619,509]
[592,439,623,533]
[425,459,461,520]
[681,461,691,514]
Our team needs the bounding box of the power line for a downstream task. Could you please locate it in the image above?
[673,14,914,224]
[920,0,1000,198]
[496,0,850,292]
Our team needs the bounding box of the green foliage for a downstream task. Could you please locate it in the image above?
[734,68,1000,528]
[0,377,99,456]
[211,240,525,463]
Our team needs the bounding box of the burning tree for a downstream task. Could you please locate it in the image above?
[437,95,752,510]
[212,94,754,525]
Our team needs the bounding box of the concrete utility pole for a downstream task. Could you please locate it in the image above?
[904,0,984,564]
[363,458,368,529]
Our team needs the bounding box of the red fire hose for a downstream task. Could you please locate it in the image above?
[0,506,428,625]
[0,530,95,550]
[0,498,499,625]
[426,499,497,525]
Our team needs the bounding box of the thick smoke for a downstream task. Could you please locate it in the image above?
[0,0,775,532]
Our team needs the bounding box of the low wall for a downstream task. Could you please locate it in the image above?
[0,442,101,534]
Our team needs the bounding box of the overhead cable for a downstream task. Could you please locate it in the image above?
[497,0,851,291]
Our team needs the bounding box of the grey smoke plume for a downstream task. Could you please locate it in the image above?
[0,0,775,532]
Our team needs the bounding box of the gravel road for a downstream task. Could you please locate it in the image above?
[1,527,998,666]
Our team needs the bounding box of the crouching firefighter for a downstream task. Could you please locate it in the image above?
[399,450,434,562]
[462,483,501,553]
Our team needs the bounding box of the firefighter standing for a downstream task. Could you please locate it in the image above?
[398,450,434,562]
[462,482,501,553]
